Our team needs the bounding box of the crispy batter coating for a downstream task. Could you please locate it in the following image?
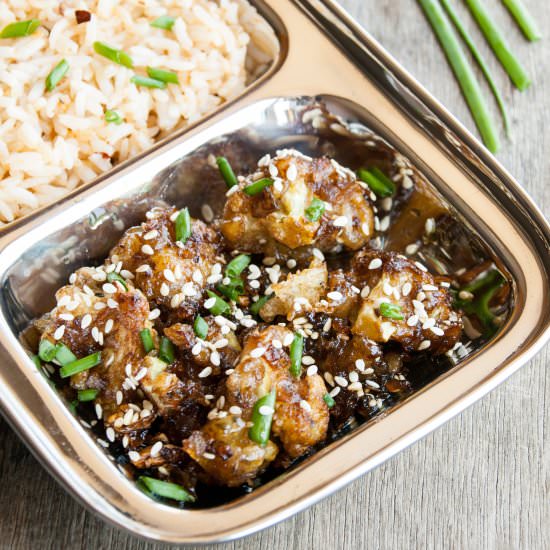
[351,250,462,354]
[109,207,222,321]
[183,414,278,487]
[221,150,374,255]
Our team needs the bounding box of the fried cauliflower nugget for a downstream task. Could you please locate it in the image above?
[221,150,374,256]
[351,250,462,353]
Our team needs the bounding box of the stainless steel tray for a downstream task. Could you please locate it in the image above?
[0,0,549,543]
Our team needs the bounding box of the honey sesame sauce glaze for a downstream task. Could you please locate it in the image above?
[25,101,512,508]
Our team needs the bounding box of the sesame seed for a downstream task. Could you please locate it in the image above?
[365,380,380,389]
[92,271,107,282]
[431,326,445,336]
[143,230,158,240]
[379,216,390,232]
[312,248,325,261]
[102,283,117,294]
[415,261,428,272]
[150,441,163,457]
[440,281,451,288]
[302,355,315,366]
[402,282,412,297]
[355,359,365,371]
[422,318,436,330]
[95,403,103,420]
[324,372,335,386]
[458,290,474,300]
[348,381,363,392]
[333,215,348,227]
[334,375,348,387]
[262,256,276,266]
[83,285,94,296]
[163,268,176,283]
[198,366,212,378]
[201,204,214,222]
[106,427,115,442]
[81,314,92,329]
[329,386,341,397]
[91,326,100,342]
[104,319,114,334]
[259,405,275,416]
[368,258,382,270]
[306,365,318,376]
[229,405,242,415]
[407,315,419,327]
[123,409,134,425]
[300,400,312,412]
[192,269,203,283]
[283,333,294,346]
[69,273,77,284]
[135,367,147,381]
[361,222,370,236]
[327,291,343,302]
[286,163,297,181]
[422,284,438,292]
[160,283,169,296]
[128,451,140,462]
[136,264,151,273]
[418,340,431,350]
[287,259,297,269]
[210,351,221,366]
[203,452,216,460]
[272,339,282,349]
[425,217,436,235]
[323,318,332,332]
[250,280,260,289]
[250,347,266,358]
[360,286,371,299]
[116,391,123,405]
[349,371,359,383]
[405,243,419,255]
[248,264,261,280]
[170,293,184,308]
[53,325,65,340]
[148,308,160,320]
[141,244,154,255]
[191,341,202,355]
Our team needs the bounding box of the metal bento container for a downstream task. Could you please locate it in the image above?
[0,0,548,543]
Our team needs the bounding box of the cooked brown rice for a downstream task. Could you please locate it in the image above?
[0,0,277,226]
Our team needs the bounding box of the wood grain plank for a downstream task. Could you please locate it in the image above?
[0,1,548,549]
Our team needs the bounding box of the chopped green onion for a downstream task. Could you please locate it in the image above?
[502,0,541,42]
[217,282,242,302]
[107,271,128,290]
[55,343,77,366]
[93,41,133,68]
[465,0,531,91]
[244,178,273,196]
[31,355,41,368]
[140,329,154,353]
[226,254,251,279]
[418,0,500,153]
[45,59,69,92]
[323,393,335,408]
[105,109,124,125]
[159,337,175,364]
[250,294,273,316]
[379,302,404,320]
[357,168,395,197]
[175,208,191,244]
[138,476,195,502]
[205,290,231,315]
[77,389,98,402]
[146,67,179,84]
[440,0,510,136]
[60,352,101,379]
[0,19,41,39]
[455,270,505,334]
[150,15,176,31]
[69,400,78,414]
[216,156,238,188]
[289,333,304,378]
[305,198,326,222]
[193,315,209,340]
[38,339,58,362]
[131,75,166,89]
[248,389,276,447]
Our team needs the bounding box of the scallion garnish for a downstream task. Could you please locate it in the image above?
[250,293,273,316]
[77,388,98,402]
[105,109,124,125]
[205,290,231,315]
[465,0,531,91]
[418,0,500,153]
[243,178,273,196]
[150,15,176,31]
[93,41,133,68]
[55,343,77,366]
[175,207,191,243]
[248,389,276,447]
[226,254,251,279]
[31,355,42,369]
[45,59,69,92]
[379,302,404,320]
[38,339,57,362]
[357,168,395,197]
[131,75,166,89]
[0,19,41,39]
[503,0,541,42]
[323,393,335,408]
[289,333,304,378]
[146,67,179,84]
[107,271,128,290]
[159,337,175,364]
[140,329,154,353]
[59,351,101,378]
[216,156,238,188]
[193,315,208,340]
[138,476,196,502]
[440,0,510,136]
[217,282,242,302]
[304,197,326,222]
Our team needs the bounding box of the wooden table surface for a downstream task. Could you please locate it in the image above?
[1,1,548,549]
